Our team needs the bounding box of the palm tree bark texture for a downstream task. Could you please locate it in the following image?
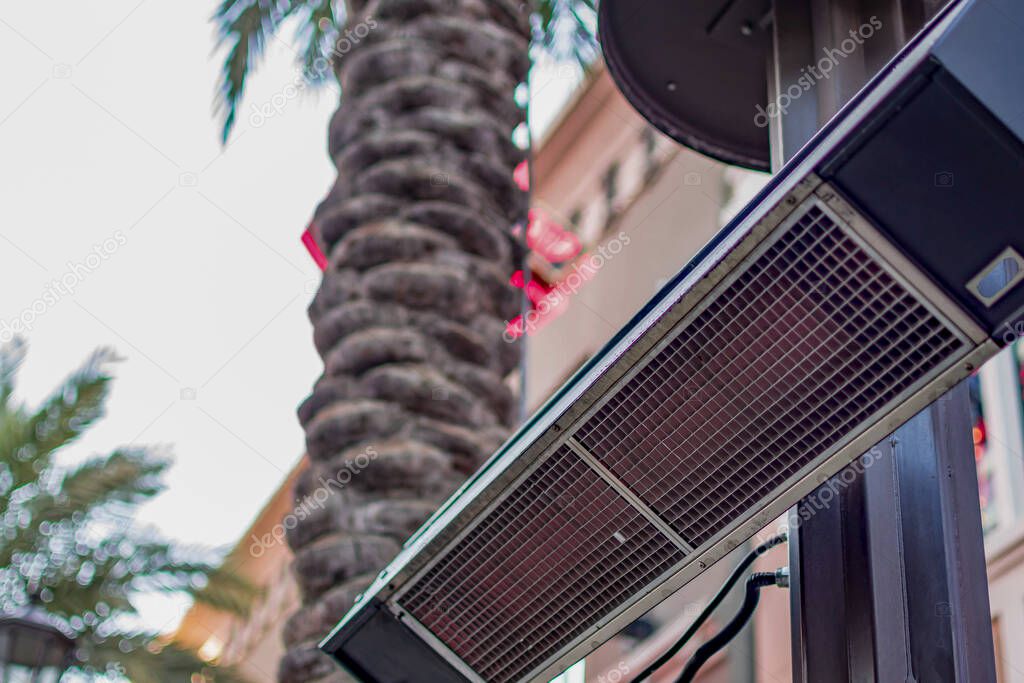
[281,2,530,681]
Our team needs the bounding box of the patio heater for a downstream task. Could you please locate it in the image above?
[600,0,1006,678]
[0,605,76,683]
[318,0,1022,680]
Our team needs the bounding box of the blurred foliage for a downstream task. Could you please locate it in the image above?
[212,0,598,141]
[0,340,257,683]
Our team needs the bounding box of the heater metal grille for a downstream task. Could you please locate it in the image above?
[576,202,967,547]
[398,445,686,683]
[392,200,969,683]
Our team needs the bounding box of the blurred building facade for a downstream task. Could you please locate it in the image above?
[175,463,305,682]
[178,63,1024,682]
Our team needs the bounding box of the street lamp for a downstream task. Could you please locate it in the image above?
[0,605,75,683]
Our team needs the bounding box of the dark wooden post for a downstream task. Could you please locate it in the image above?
[769,1,997,680]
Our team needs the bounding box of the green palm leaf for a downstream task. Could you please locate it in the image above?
[0,341,258,682]
[211,0,598,140]
[213,0,295,141]
[87,637,251,683]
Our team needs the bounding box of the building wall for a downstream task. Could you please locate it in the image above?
[979,343,1024,682]
[526,66,765,413]
[175,461,305,682]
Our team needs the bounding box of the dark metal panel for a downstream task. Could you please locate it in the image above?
[779,3,996,683]
[791,386,996,683]
[769,0,820,165]
[860,0,927,73]
[789,455,880,682]
[767,0,922,167]
[931,385,998,682]
[323,601,471,683]
[808,0,871,118]
[861,437,914,682]
[789,481,860,682]
[933,0,1024,142]
[888,405,957,681]
[864,384,996,682]
[837,471,877,680]
[598,0,773,170]
[825,70,1024,335]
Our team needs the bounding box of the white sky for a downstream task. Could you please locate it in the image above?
[1,0,333,550]
[0,0,580,626]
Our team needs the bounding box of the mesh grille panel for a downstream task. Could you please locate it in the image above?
[398,445,685,683]
[576,203,966,547]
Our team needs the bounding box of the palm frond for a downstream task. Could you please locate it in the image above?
[131,554,259,617]
[60,448,168,509]
[86,637,255,683]
[26,347,118,459]
[294,0,338,82]
[0,449,167,575]
[213,0,295,142]
[533,0,599,66]
[0,345,257,680]
[186,558,261,617]
[0,338,27,407]
[0,347,120,534]
[212,0,599,140]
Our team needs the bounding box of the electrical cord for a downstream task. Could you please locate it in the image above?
[673,570,785,683]
[630,533,787,683]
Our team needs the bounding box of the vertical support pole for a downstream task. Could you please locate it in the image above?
[770,1,997,681]
[932,387,999,681]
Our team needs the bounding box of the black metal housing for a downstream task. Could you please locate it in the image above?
[599,0,773,171]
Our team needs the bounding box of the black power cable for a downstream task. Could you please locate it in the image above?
[673,571,780,683]
[630,533,787,683]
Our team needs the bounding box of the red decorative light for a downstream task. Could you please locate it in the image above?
[513,160,530,191]
[524,279,553,306]
[973,419,988,462]
[302,222,328,271]
[506,315,525,339]
[507,271,568,338]
[527,209,582,264]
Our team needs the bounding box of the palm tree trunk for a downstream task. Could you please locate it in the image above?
[279,2,530,681]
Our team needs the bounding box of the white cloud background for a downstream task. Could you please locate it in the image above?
[0,1,329,553]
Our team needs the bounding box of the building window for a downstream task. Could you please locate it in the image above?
[602,163,620,209]
[642,127,659,182]
[568,208,583,234]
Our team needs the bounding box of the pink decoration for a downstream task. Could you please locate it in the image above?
[302,222,328,271]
